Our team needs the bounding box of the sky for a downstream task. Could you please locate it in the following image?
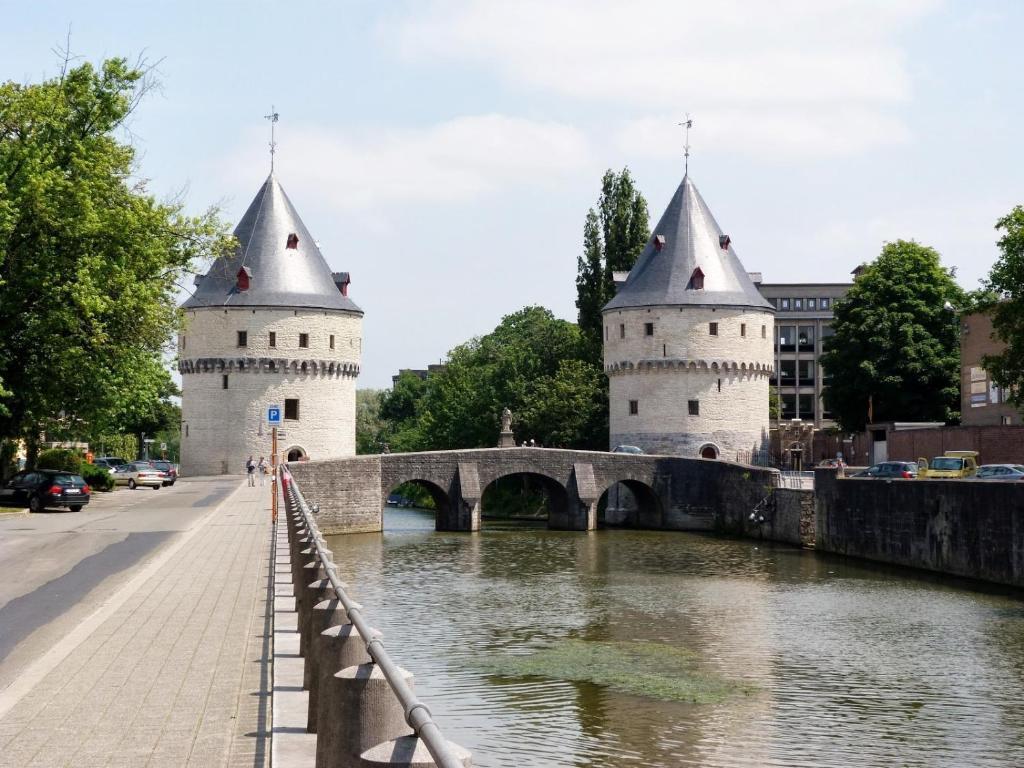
[3,0,1022,388]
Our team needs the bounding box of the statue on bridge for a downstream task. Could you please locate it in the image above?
[498,407,516,448]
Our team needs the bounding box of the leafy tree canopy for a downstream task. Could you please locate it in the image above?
[379,307,608,452]
[821,240,965,431]
[0,57,231,451]
[981,206,1024,408]
[576,168,649,359]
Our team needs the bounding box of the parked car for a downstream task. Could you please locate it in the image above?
[92,456,129,471]
[851,461,919,479]
[110,462,165,490]
[917,451,979,479]
[150,460,178,486]
[612,445,644,455]
[0,469,91,512]
[973,464,1024,481]
[817,458,847,469]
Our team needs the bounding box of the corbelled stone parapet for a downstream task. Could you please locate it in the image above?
[178,356,360,377]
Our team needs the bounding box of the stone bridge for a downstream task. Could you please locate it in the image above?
[286,448,779,535]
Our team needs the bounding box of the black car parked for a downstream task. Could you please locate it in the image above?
[0,469,92,512]
[851,461,919,479]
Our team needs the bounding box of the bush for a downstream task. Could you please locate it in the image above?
[36,448,82,472]
[78,461,114,491]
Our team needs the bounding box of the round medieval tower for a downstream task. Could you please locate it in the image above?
[178,174,363,476]
[603,173,774,461]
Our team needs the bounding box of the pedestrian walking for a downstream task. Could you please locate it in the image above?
[246,455,256,486]
[257,456,267,486]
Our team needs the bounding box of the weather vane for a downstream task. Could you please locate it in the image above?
[679,114,693,175]
[264,106,279,172]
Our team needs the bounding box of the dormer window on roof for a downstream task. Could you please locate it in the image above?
[719,234,731,250]
[236,266,252,292]
[654,234,666,252]
[688,267,705,290]
[286,233,299,249]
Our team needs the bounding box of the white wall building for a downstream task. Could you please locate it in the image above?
[179,174,363,476]
[603,174,774,461]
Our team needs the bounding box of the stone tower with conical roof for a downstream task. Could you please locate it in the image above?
[602,174,774,461]
[178,174,363,476]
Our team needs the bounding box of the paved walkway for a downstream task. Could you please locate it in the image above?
[0,480,273,768]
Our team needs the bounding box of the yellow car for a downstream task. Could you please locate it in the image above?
[917,451,979,479]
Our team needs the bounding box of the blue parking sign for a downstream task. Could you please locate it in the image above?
[267,406,282,425]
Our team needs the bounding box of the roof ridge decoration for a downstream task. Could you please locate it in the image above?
[183,174,362,313]
[603,174,772,313]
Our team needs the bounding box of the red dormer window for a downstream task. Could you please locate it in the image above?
[654,234,666,252]
[236,266,252,291]
[688,267,704,290]
[286,233,299,249]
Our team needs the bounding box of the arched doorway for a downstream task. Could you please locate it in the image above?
[480,472,570,529]
[698,443,720,460]
[286,446,307,462]
[598,479,663,528]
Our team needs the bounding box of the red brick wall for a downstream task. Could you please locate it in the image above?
[887,425,1024,464]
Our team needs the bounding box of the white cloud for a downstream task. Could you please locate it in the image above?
[222,114,591,210]
[393,0,937,157]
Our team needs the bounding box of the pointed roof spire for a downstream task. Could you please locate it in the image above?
[183,175,362,313]
[603,175,772,313]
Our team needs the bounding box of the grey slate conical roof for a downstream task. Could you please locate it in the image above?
[183,174,362,313]
[603,175,772,312]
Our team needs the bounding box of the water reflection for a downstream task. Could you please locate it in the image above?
[326,508,1024,768]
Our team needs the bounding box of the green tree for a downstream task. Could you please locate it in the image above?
[0,57,230,456]
[385,307,608,452]
[575,168,649,358]
[981,207,1024,408]
[356,388,388,454]
[821,240,965,431]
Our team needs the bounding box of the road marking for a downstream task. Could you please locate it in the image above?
[0,479,248,720]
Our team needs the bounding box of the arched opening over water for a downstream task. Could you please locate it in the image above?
[598,479,663,528]
[383,479,450,530]
[481,472,569,528]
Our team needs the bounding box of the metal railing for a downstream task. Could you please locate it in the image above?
[282,465,465,768]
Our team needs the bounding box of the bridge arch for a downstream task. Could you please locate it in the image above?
[480,471,570,529]
[598,478,663,529]
[383,478,451,528]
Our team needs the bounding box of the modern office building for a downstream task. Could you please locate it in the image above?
[960,308,1018,426]
[752,277,853,427]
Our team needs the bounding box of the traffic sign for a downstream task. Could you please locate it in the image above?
[160,442,167,451]
[267,405,282,425]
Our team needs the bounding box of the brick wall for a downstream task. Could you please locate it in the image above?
[886,425,1024,465]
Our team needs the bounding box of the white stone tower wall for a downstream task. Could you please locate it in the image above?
[179,307,361,476]
[604,306,774,459]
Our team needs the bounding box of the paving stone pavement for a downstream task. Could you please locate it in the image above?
[0,481,273,768]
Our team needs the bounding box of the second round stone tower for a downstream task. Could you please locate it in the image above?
[179,173,363,476]
[603,172,774,461]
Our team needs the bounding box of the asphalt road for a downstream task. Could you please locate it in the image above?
[0,476,243,692]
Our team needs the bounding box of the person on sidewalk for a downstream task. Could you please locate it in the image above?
[246,455,256,486]
[257,456,267,486]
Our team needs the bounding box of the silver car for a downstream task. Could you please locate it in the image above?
[110,462,165,490]
[973,464,1024,481]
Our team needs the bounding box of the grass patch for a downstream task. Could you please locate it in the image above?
[479,639,754,704]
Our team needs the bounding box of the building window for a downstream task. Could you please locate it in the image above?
[222,374,229,389]
[798,394,815,419]
[794,298,804,311]
[807,298,817,310]
[330,334,335,350]
[688,400,700,416]
[185,424,189,438]
[605,326,608,341]
[286,233,299,249]
[761,325,767,338]
[778,325,796,352]
[709,322,718,336]
[644,322,654,336]
[798,326,815,352]
[688,267,705,290]
[798,359,815,386]
[181,336,186,350]
[629,400,638,415]
[619,324,625,339]
[821,297,831,310]
[1003,415,1013,426]
[285,398,300,420]
[269,331,276,348]
[237,330,247,347]
[299,333,309,348]
[781,394,796,419]
[778,359,796,385]
[740,323,746,337]
[781,298,791,311]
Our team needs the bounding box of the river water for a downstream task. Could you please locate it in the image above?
[326,508,1024,768]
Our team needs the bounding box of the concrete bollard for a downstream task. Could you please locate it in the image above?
[304,597,356,690]
[358,736,472,768]
[307,610,369,732]
[298,577,339,657]
[316,663,414,768]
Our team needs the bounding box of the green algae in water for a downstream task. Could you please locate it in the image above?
[480,639,754,704]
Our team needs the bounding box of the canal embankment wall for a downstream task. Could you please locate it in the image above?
[814,468,1024,588]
